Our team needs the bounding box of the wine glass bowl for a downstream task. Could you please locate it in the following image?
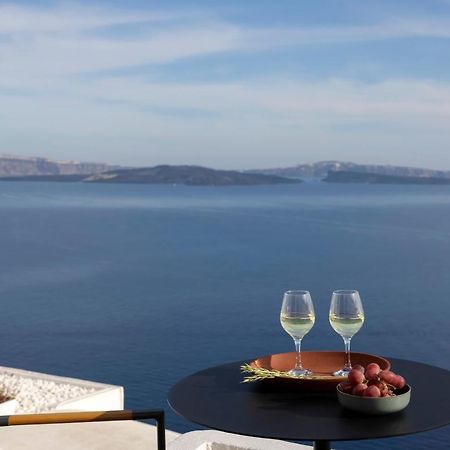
[329,290,364,376]
[280,290,315,377]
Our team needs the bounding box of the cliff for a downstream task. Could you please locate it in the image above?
[0,155,119,177]
[323,170,450,184]
[249,161,450,179]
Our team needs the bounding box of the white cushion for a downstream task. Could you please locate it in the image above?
[168,430,314,450]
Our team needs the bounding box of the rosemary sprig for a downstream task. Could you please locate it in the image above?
[240,363,335,383]
[240,364,299,382]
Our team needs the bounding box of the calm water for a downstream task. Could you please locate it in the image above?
[0,181,449,449]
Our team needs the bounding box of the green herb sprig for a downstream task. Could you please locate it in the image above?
[240,364,334,383]
[240,364,300,382]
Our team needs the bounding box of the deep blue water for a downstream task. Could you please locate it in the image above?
[0,181,449,449]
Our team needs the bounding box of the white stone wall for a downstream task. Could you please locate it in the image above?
[0,366,123,414]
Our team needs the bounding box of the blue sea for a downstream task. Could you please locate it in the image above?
[0,181,449,449]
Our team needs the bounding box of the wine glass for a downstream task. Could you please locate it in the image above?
[329,290,365,376]
[280,290,315,376]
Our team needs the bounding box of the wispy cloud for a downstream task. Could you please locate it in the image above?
[243,18,450,49]
[1,2,450,168]
[0,5,240,80]
[0,3,186,33]
[2,3,450,81]
[2,75,449,163]
[1,26,240,80]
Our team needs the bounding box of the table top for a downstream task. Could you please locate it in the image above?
[168,357,450,442]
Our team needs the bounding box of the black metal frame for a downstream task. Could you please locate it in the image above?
[0,409,166,450]
[132,409,166,450]
[314,440,331,450]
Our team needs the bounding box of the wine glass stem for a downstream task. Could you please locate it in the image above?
[343,337,352,371]
[294,338,303,370]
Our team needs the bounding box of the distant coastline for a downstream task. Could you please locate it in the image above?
[323,170,450,185]
[0,165,301,187]
[0,174,85,182]
[85,165,301,186]
[2,154,450,186]
[249,161,450,179]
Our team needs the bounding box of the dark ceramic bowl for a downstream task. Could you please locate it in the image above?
[337,383,411,415]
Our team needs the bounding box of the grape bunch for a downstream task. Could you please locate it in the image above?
[339,363,406,398]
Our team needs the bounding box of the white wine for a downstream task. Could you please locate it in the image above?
[329,314,364,338]
[280,314,315,339]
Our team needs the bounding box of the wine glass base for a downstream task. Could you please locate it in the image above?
[288,368,312,377]
[333,368,351,377]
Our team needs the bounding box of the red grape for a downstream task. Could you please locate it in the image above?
[352,383,368,396]
[379,370,396,384]
[365,368,380,381]
[363,385,381,397]
[368,379,386,390]
[391,375,406,389]
[348,369,365,385]
[366,363,381,374]
[352,364,365,373]
[342,362,408,398]
[339,382,353,394]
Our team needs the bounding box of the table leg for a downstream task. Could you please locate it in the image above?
[313,440,331,450]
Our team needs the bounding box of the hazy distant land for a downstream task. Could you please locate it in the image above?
[85,165,301,186]
[0,174,86,182]
[0,162,300,186]
[1,155,450,186]
[0,155,118,177]
[249,161,450,179]
[323,170,450,185]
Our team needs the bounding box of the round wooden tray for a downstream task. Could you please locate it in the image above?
[248,351,391,391]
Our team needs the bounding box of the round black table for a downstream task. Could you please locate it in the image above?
[168,357,450,450]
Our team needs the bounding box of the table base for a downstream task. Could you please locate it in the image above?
[313,440,330,450]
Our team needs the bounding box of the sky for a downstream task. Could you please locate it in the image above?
[1,0,450,169]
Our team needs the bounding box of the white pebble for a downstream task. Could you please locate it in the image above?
[0,372,97,413]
